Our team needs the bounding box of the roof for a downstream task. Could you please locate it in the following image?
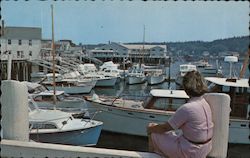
[205,77,249,88]
[1,27,42,40]
[29,109,71,122]
[121,44,166,50]
[150,89,189,99]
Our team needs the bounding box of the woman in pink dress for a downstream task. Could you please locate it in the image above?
[147,71,214,158]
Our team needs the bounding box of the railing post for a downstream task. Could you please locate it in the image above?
[1,80,29,141]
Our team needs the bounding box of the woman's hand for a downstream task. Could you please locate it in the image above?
[147,123,158,135]
[147,122,174,134]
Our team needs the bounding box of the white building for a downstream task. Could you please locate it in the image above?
[0,26,42,60]
[91,42,168,62]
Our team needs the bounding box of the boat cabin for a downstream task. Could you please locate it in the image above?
[144,89,189,111]
[32,91,67,102]
[206,77,250,119]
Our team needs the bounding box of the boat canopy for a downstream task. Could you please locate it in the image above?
[205,77,249,88]
[29,110,71,122]
[38,90,64,96]
[150,89,189,99]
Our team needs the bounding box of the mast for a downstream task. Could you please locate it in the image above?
[142,25,145,65]
[51,4,56,108]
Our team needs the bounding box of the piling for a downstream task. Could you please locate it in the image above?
[1,80,29,141]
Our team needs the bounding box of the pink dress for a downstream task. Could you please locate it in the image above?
[151,96,214,158]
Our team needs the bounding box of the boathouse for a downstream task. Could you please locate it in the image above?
[0,26,42,80]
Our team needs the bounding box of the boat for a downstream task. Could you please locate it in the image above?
[62,71,97,88]
[28,98,103,146]
[99,61,124,82]
[146,69,165,85]
[84,89,188,137]
[78,63,117,87]
[127,65,146,85]
[42,73,94,94]
[31,90,87,112]
[175,64,197,88]
[205,77,249,144]
[193,60,223,77]
[193,59,212,68]
[85,85,249,144]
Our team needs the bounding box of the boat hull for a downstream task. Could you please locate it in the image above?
[128,76,146,85]
[96,77,117,87]
[147,75,165,85]
[30,122,103,146]
[47,85,93,94]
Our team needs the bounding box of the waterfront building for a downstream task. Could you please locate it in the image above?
[0,26,42,80]
[0,26,42,61]
[90,42,168,64]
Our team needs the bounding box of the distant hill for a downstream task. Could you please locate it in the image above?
[127,36,249,56]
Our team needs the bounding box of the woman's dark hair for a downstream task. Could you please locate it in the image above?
[182,71,208,97]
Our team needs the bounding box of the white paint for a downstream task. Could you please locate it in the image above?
[1,80,29,141]
[1,139,162,158]
[204,93,231,158]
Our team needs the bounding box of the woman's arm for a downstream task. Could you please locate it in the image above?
[147,122,173,134]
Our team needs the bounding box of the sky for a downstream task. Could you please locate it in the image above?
[1,1,249,44]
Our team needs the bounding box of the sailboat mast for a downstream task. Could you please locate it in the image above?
[142,25,145,64]
[51,4,56,107]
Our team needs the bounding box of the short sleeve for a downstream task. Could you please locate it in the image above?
[168,105,189,130]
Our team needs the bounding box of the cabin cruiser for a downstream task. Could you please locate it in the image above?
[28,98,103,146]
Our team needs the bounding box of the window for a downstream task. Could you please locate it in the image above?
[17,51,21,58]
[21,51,24,58]
[29,40,32,46]
[8,39,11,45]
[31,123,57,129]
[18,40,22,45]
[29,51,32,56]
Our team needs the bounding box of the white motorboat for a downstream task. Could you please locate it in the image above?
[146,69,165,85]
[43,73,93,94]
[127,65,146,85]
[84,89,188,137]
[78,63,117,87]
[85,85,250,144]
[30,90,87,112]
[28,99,103,146]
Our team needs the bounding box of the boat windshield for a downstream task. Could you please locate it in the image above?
[30,122,57,129]
[144,96,187,111]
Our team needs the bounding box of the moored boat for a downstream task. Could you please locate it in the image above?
[28,99,103,146]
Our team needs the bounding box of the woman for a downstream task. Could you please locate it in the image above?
[147,71,214,158]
